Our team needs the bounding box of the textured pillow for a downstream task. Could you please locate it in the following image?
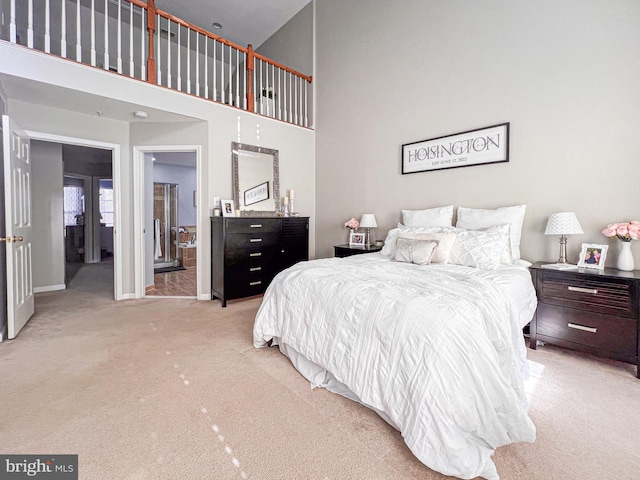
[401,205,454,228]
[380,226,443,256]
[456,205,526,260]
[398,231,456,264]
[448,227,510,269]
[446,224,513,265]
[393,238,439,265]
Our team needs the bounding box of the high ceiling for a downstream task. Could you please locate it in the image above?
[154,0,311,48]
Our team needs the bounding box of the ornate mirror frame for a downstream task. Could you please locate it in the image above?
[232,142,280,217]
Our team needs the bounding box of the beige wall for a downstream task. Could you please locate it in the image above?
[314,0,640,265]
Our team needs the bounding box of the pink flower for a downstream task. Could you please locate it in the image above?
[602,221,640,242]
[344,217,360,230]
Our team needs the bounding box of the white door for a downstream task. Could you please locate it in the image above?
[2,115,34,339]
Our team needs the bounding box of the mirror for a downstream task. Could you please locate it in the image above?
[232,142,280,216]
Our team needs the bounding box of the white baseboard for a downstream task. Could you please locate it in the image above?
[34,284,66,294]
[198,293,211,301]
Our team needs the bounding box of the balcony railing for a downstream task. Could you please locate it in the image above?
[1,0,312,128]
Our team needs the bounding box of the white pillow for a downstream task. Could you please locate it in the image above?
[393,238,439,265]
[446,224,513,265]
[380,226,443,256]
[398,231,456,264]
[456,205,526,260]
[401,205,454,228]
[448,227,510,269]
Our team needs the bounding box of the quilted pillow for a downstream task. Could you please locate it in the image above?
[448,227,510,269]
[393,238,439,265]
[380,226,443,256]
[401,205,454,228]
[456,205,526,260]
[398,231,456,264]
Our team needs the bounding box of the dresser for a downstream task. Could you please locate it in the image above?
[529,262,640,378]
[211,216,309,307]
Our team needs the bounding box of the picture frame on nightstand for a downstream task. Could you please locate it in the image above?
[349,231,366,247]
[577,243,608,269]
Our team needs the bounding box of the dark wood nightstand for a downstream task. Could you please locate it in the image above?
[529,262,640,378]
[334,244,383,258]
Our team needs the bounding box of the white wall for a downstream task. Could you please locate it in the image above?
[314,0,640,265]
[31,141,65,291]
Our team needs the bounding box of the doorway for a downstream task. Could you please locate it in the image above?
[142,150,198,297]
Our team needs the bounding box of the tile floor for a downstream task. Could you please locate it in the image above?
[146,266,197,297]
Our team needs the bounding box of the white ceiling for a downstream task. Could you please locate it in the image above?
[154,0,311,49]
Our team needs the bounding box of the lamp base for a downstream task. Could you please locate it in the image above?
[557,234,569,264]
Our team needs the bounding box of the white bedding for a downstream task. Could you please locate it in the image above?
[253,253,537,479]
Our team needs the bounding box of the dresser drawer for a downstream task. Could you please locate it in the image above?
[536,303,637,358]
[226,218,281,234]
[226,232,280,250]
[538,271,635,318]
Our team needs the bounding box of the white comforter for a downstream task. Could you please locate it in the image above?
[253,254,537,479]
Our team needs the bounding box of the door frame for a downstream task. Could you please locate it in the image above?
[132,145,203,299]
[25,131,124,300]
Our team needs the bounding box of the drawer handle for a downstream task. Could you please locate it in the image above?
[250,267,262,272]
[250,238,262,243]
[568,322,597,333]
[249,281,262,286]
[250,224,263,228]
[250,252,262,257]
[567,286,598,295]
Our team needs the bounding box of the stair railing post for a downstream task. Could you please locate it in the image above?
[146,0,157,84]
[246,44,254,113]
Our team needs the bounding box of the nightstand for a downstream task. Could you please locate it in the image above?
[529,262,640,378]
[334,244,382,258]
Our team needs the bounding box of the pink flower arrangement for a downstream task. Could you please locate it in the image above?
[344,217,360,230]
[601,221,640,242]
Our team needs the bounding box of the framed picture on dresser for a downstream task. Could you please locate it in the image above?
[577,243,608,269]
[221,199,235,217]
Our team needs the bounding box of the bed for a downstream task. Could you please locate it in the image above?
[253,205,537,479]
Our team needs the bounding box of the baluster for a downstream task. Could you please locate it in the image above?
[129,3,134,76]
[235,48,240,108]
[283,69,288,122]
[60,0,66,57]
[227,44,232,104]
[295,75,299,125]
[156,14,161,85]
[168,19,173,89]
[103,0,109,70]
[213,39,217,101]
[252,56,256,112]
[187,29,191,94]
[90,0,96,66]
[27,0,33,48]
[204,38,209,99]
[117,0,122,73]
[277,67,282,120]
[195,33,200,97]
[9,0,16,44]
[177,23,181,91]
[271,63,275,117]
[76,0,81,61]
[259,60,263,113]
[220,42,225,104]
[140,5,145,80]
[243,51,247,109]
[304,80,308,127]
[44,0,51,53]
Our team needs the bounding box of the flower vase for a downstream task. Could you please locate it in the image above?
[617,241,635,271]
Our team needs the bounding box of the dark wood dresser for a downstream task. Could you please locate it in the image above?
[529,262,640,378]
[210,216,309,307]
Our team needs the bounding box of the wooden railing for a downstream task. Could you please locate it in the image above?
[1,0,312,128]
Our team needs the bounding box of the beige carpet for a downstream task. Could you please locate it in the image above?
[2,266,640,479]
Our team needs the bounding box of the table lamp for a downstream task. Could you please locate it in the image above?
[545,212,583,264]
[360,214,378,248]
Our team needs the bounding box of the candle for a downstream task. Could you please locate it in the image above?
[289,189,295,200]
[283,196,289,204]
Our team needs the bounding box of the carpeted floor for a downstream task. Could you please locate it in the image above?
[1,265,640,479]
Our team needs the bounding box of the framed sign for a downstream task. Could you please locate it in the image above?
[244,181,270,206]
[402,122,509,174]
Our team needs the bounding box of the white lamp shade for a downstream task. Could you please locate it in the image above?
[359,214,378,228]
[545,212,584,235]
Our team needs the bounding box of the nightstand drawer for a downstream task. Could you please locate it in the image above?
[539,272,635,318]
[536,304,637,358]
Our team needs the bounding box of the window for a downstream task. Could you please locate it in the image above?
[63,185,84,226]
[99,179,114,227]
